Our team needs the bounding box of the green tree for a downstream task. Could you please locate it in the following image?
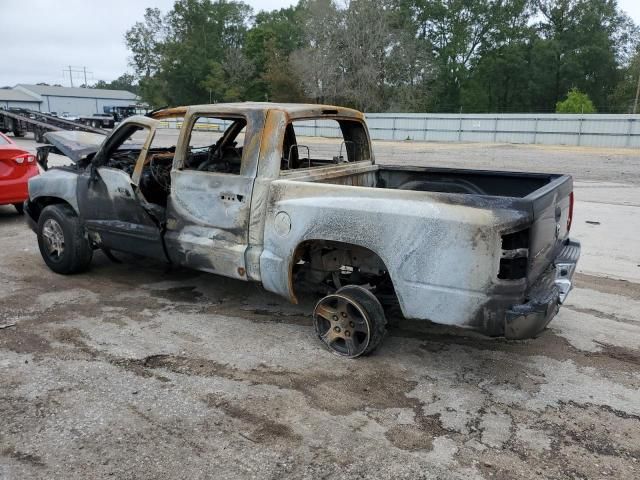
[126,0,253,106]
[612,46,640,112]
[532,0,638,112]
[404,0,519,112]
[244,5,305,101]
[200,48,255,102]
[93,74,139,94]
[290,0,343,104]
[123,0,639,112]
[556,88,597,112]
[261,38,306,102]
[159,0,253,105]
[124,8,165,79]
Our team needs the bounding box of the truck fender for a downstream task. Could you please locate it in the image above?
[27,169,81,219]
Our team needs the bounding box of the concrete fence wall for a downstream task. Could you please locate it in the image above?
[160,113,640,148]
[362,113,640,148]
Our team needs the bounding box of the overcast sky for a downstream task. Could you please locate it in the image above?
[1,0,639,88]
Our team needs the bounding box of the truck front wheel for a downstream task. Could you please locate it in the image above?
[37,204,93,274]
[313,285,387,358]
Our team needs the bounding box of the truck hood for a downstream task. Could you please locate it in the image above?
[43,130,106,163]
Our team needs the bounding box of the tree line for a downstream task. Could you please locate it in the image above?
[117,0,640,113]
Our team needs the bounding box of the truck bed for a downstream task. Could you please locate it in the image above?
[376,165,555,198]
[280,161,573,286]
[282,162,557,198]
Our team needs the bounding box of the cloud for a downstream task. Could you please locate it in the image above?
[0,0,296,86]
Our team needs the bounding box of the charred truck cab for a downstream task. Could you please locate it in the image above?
[26,103,580,358]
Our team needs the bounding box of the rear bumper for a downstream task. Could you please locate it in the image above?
[504,239,581,339]
[0,166,39,205]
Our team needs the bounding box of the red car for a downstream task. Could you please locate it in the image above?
[0,132,39,214]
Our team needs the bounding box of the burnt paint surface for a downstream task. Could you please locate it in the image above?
[164,107,267,280]
[259,175,534,332]
[77,167,166,260]
[27,102,577,336]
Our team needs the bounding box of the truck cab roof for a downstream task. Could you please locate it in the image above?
[150,102,365,121]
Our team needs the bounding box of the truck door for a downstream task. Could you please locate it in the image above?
[163,112,260,280]
[77,117,167,260]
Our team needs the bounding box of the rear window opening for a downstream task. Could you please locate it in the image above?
[280,119,371,172]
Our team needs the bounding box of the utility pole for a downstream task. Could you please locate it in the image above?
[63,66,93,88]
[634,70,640,114]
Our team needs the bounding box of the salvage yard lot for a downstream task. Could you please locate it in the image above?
[1,136,639,479]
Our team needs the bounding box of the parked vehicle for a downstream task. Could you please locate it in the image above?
[25,103,580,357]
[0,108,107,143]
[103,105,148,122]
[0,132,39,214]
[59,112,79,122]
[77,114,115,129]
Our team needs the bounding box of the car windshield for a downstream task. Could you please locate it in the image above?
[0,135,9,145]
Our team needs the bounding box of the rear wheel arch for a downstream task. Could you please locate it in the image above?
[287,239,396,305]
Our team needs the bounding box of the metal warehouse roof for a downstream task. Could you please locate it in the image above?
[0,88,42,102]
[16,84,138,100]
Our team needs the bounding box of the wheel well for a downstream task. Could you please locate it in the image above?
[28,197,74,222]
[289,240,397,305]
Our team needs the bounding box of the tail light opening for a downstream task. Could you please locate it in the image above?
[498,229,530,280]
[567,191,574,232]
[13,154,36,165]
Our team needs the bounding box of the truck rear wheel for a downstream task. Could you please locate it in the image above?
[37,204,93,274]
[313,285,387,358]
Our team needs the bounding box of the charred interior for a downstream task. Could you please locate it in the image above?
[89,117,249,208]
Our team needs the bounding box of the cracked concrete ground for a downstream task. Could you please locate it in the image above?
[1,136,639,479]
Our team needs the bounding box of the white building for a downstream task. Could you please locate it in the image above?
[0,88,42,110]
[13,84,139,116]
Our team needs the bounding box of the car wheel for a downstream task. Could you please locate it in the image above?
[37,204,93,274]
[13,203,24,215]
[313,285,387,358]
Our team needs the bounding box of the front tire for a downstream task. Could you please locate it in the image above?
[37,204,93,274]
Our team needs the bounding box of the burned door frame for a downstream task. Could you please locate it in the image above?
[77,116,167,260]
[163,107,265,280]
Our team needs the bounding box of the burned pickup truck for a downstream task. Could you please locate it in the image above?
[25,103,580,357]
